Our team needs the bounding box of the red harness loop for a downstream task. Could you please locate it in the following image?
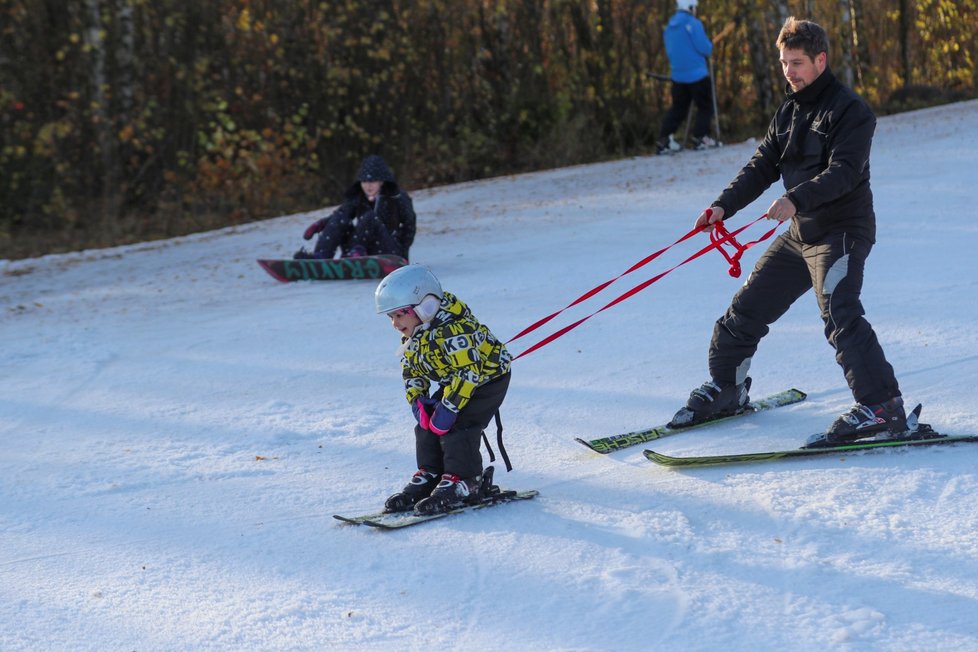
[710,221,747,277]
[710,214,781,278]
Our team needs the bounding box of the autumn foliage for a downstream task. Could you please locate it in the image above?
[1,0,975,258]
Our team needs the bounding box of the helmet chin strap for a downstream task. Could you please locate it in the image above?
[397,324,426,358]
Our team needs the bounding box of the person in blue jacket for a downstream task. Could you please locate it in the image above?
[656,0,717,154]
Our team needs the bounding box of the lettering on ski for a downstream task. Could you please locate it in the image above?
[257,254,407,283]
[575,388,806,454]
[644,434,978,468]
[333,490,539,530]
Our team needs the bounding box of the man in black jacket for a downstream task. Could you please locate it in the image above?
[669,17,907,445]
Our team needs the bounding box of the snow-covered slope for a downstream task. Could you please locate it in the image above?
[2,100,977,651]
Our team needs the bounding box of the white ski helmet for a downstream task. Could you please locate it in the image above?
[677,0,697,10]
[375,264,443,314]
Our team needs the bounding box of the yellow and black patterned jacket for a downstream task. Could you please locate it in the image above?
[400,292,512,414]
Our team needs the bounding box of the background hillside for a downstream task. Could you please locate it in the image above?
[3,0,975,259]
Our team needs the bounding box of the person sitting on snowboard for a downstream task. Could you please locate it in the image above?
[375,264,512,515]
[295,154,416,260]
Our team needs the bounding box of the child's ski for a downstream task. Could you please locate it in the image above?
[576,388,806,454]
[334,489,538,530]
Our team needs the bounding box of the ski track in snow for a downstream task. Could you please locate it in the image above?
[2,100,978,651]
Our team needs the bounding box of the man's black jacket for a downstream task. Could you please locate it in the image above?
[713,67,877,244]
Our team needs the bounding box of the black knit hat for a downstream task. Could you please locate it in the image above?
[357,155,394,182]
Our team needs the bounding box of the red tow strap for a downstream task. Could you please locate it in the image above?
[507,213,783,360]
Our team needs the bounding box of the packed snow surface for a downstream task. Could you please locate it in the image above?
[2,101,978,651]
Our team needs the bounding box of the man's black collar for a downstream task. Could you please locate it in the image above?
[785,65,835,104]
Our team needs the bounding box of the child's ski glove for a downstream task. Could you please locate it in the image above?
[413,397,438,429]
[413,398,457,435]
[427,404,457,435]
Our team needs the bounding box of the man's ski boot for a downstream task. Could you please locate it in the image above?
[414,467,496,516]
[668,377,751,428]
[804,396,908,448]
[383,469,439,513]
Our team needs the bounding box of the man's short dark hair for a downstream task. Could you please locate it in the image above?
[776,17,829,61]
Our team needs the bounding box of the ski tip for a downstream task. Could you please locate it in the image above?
[642,449,685,467]
[574,437,611,454]
[642,449,667,462]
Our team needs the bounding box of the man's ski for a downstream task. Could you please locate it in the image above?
[644,407,977,468]
[575,388,806,454]
[333,489,538,530]
[644,434,978,468]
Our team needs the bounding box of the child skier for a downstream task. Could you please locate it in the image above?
[375,264,512,515]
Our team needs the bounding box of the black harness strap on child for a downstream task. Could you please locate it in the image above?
[481,410,513,472]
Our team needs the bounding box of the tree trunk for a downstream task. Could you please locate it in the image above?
[83,0,120,217]
[744,0,778,125]
[837,0,856,87]
[115,0,135,120]
[899,0,912,86]
[850,0,870,88]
